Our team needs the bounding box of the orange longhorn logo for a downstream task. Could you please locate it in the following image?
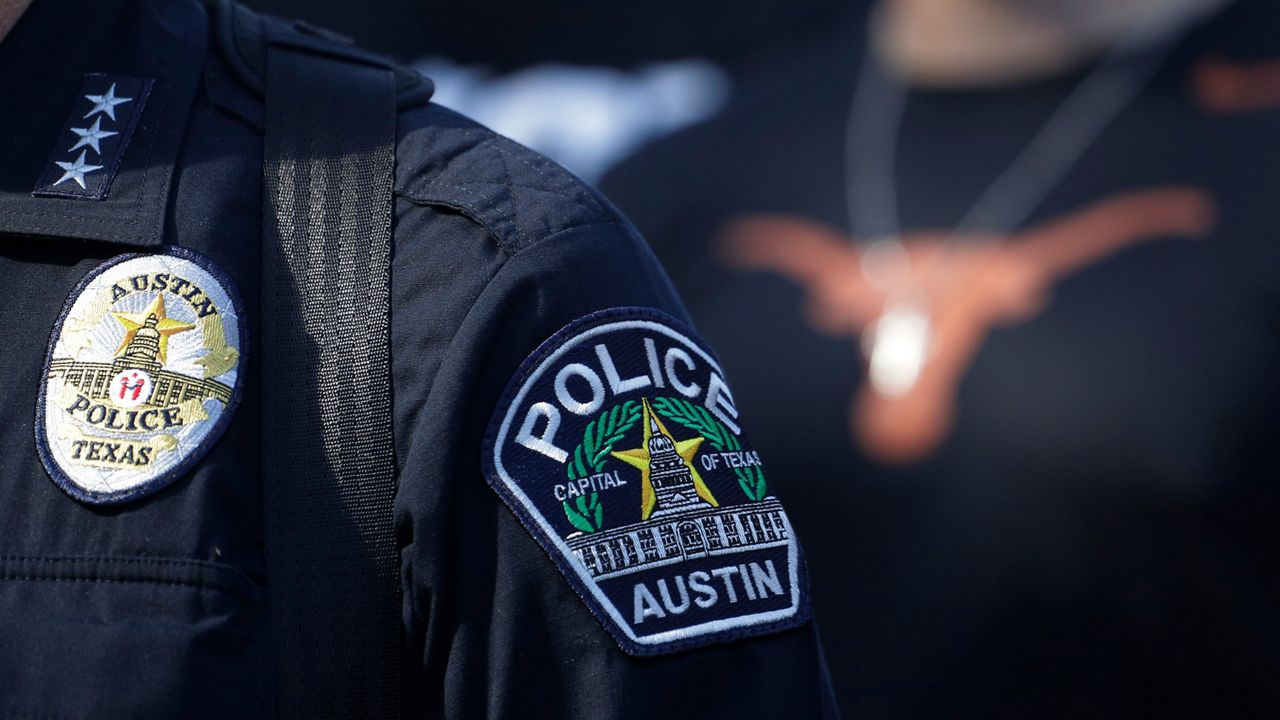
[719,187,1216,464]
[1193,57,1280,114]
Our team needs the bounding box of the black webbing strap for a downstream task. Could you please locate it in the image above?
[261,44,400,719]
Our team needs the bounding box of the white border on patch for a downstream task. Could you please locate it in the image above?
[493,318,802,647]
[38,250,243,504]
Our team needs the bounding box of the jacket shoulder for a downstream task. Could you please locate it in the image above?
[205,0,433,109]
[203,0,626,256]
[393,104,630,256]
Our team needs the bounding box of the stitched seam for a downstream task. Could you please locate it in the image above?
[234,4,258,78]
[1,554,252,572]
[0,556,261,595]
[0,573,247,594]
[401,179,606,217]
[538,219,631,245]
[2,708,70,720]
[0,206,140,227]
[392,197,627,258]
[398,197,516,257]
[396,179,622,251]
[491,138,532,250]
[400,134,605,218]
[492,140,605,218]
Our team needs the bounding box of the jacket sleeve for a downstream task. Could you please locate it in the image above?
[390,204,838,718]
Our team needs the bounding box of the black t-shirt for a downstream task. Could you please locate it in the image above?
[604,2,1280,716]
[0,0,834,717]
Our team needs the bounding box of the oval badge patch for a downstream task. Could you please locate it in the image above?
[483,307,809,655]
[37,249,245,505]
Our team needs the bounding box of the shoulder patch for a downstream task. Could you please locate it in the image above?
[483,307,809,655]
[36,249,246,505]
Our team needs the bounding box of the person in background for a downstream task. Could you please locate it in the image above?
[604,0,1280,715]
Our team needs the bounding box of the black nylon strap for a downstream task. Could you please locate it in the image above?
[261,45,400,719]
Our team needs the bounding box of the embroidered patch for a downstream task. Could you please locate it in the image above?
[483,307,809,655]
[33,74,153,201]
[36,249,246,505]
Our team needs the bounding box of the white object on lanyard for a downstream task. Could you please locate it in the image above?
[845,0,1219,395]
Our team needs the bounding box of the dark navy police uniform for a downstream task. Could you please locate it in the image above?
[0,0,835,717]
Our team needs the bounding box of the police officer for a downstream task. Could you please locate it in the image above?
[0,0,837,717]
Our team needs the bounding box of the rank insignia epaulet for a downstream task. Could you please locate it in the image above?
[483,307,810,655]
[33,74,153,201]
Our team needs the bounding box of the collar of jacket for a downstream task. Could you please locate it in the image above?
[0,0,207,248]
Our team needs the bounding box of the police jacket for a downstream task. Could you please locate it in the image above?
[0,0,836,718]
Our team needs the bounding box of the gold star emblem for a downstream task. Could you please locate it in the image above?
[611,398,719,520]
[112,294,196,363]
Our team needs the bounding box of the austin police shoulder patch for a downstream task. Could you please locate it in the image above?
[37,249,246,505]
[483,307,809,655]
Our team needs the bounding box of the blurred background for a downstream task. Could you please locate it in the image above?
[247,0,1280,716]
[247,0,864,183]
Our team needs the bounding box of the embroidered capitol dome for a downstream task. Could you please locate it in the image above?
[114,313,163,373]
[648,418,676,455]
[647,411,710,517]
[571,398,790,580]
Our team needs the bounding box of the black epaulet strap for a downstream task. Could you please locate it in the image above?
[210,0,434,110]
[259,35,402,720]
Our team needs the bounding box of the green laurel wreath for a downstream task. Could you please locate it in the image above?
[650,396,767,502]
[561,396,768,534]
[562,400,641,534]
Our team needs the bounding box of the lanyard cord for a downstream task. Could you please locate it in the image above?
[845,1,1212,262]
[841,1,1216,395]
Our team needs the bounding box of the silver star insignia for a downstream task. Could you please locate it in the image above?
[53,150,104,189]
[83,83,132,121]
[68,117,119,155]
